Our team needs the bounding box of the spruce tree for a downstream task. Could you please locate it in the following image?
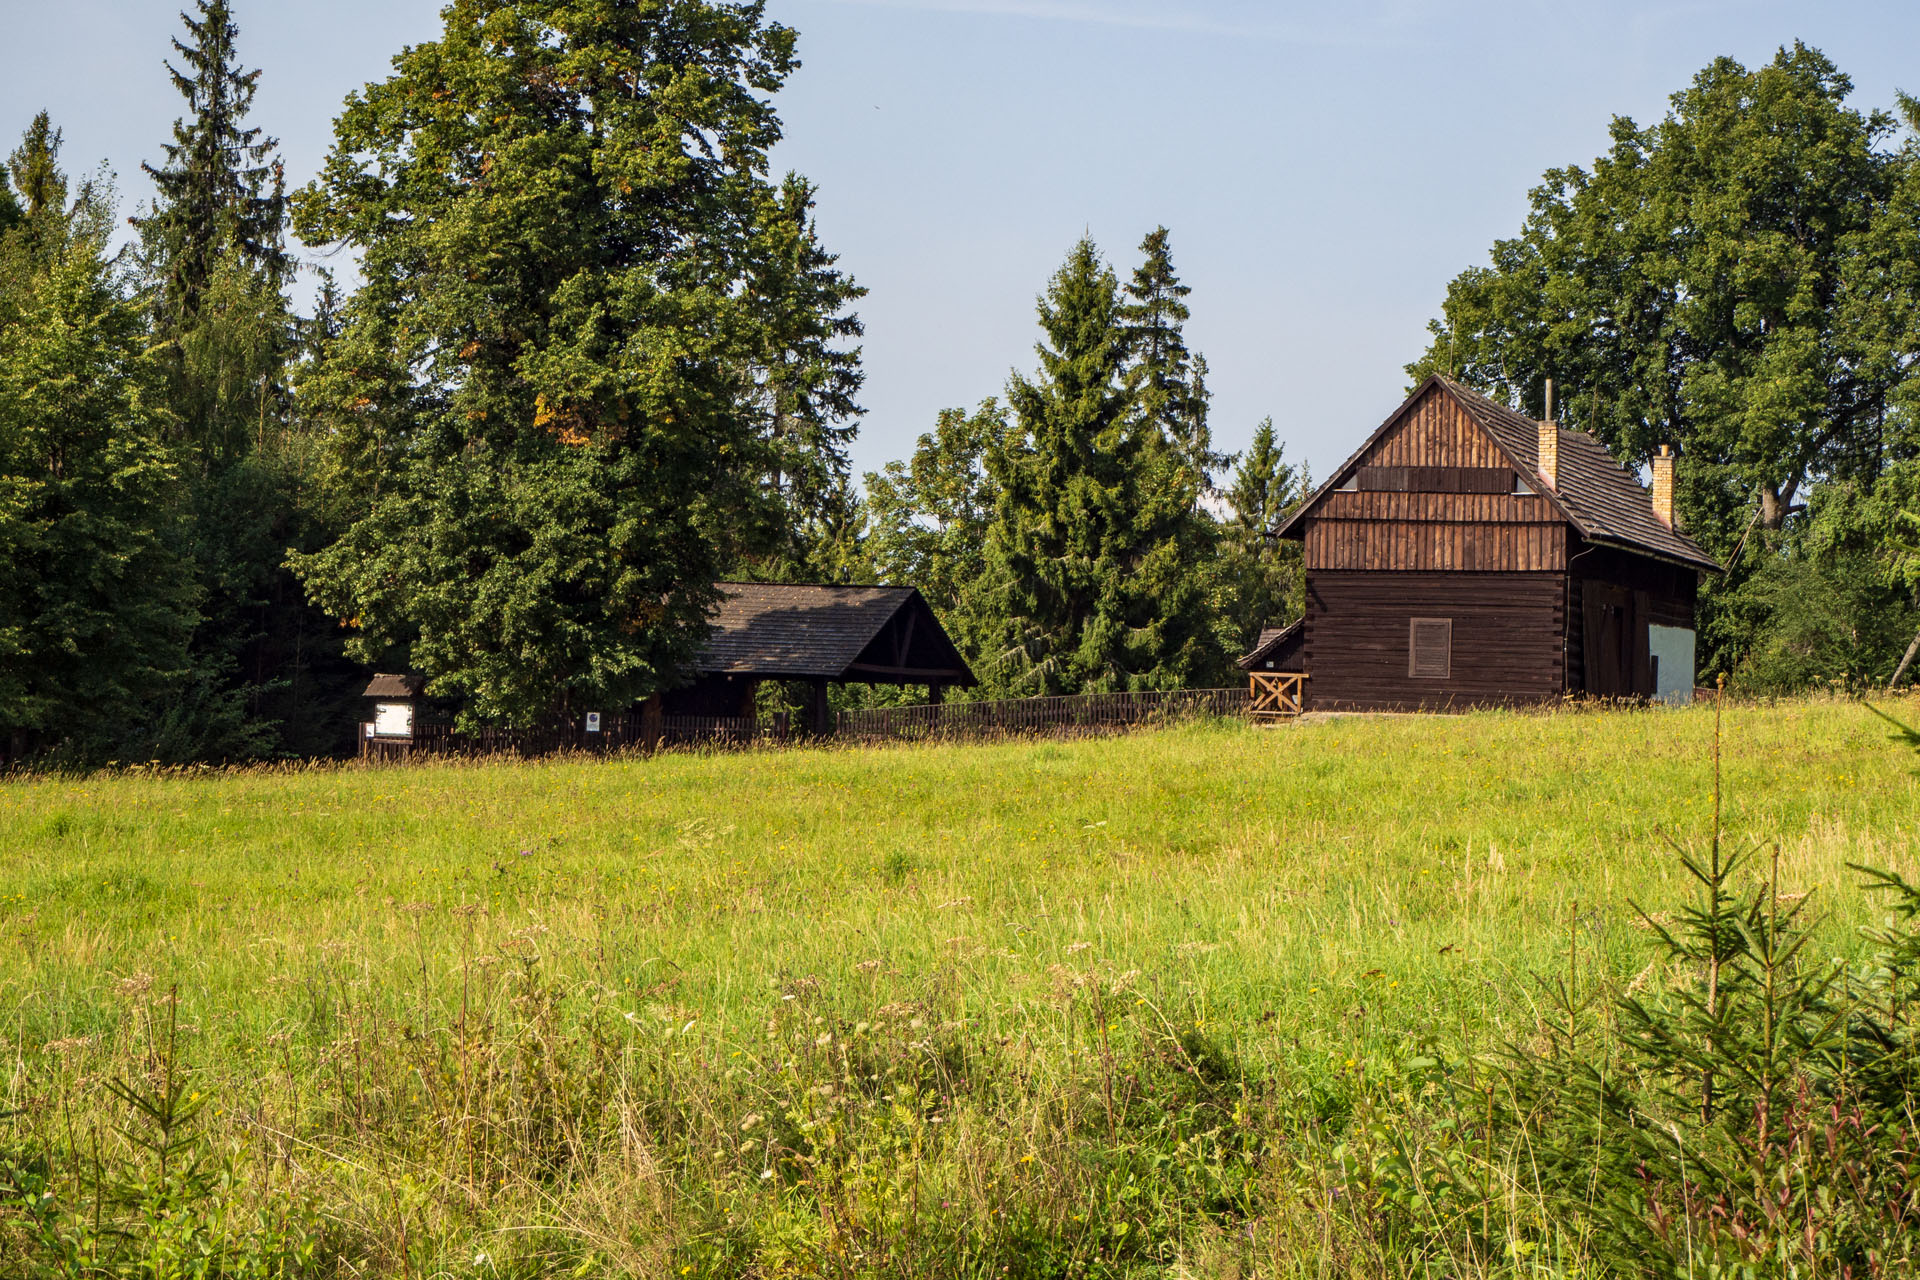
[0,164,18,238]
[1122,227,1227,491]
[5,114,68,274]
[291,0,851,726]
[135,0,287,335]
[730,172,866,578]
[125,3,353,761]
[985,237,1222,694]
[1217,418,1305,651]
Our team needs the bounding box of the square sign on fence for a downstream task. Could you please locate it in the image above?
[585,712,602,734]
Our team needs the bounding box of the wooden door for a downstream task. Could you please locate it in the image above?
[1581,582,1654,697]
[1582,583,1629,697]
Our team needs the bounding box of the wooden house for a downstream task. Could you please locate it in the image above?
[1267,376,1720,712]
[659,582,976,733]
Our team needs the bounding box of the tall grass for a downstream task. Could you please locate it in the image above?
[1,697,1916,1275]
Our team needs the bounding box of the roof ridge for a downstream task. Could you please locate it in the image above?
[717,580,912,592]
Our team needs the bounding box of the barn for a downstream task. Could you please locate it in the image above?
[658,582,976,732]
[1266,375,1721,712]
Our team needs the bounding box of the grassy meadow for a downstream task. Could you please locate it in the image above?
[3,697,1918,1277]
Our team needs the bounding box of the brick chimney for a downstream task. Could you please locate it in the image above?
[1651,444,1675,528]
[1537,379,1559,491]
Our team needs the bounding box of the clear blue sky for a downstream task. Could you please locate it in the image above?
[6,0,1920,479]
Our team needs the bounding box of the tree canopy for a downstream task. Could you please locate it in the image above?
[1412,43,1920,552]
[978,236,1226,694]
[288,0,862,727]
[0,129,196,759]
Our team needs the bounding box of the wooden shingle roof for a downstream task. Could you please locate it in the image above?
[1236,620,1304,672]
[1441,379,1720,572]
[362,673,425,699]
[696,583,977,685]
[1278,376,1721,573]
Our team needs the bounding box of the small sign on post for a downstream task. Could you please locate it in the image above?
[585,712,602,734]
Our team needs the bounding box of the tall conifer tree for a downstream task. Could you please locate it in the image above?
[136,0,288,334]
[1122,228,1227,491]
[729,172,866,577]
[1216,418,1306,650]
[984,237,1222,693]
[5,114,68,274]
[128,4,358,760]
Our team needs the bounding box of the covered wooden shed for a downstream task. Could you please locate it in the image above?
[661,582,977,733]
[1265,376,1721,712]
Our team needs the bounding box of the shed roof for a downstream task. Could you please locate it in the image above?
[1237,621,1304,672]
[362,673,425,699]
[696,583,977,685]
[1279,376,1722,573]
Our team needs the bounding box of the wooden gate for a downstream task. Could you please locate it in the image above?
[1249,673,1307,721]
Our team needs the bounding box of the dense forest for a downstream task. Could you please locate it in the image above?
[0,3,1914,762]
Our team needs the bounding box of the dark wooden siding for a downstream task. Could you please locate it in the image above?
[1307,513,1567,572]
[1365,385,1512,468]
[1358,466,1514,493]
[1566,541,1699,695]
[1303,571,1566,711]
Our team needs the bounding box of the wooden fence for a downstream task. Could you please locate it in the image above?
[836,687,1249,744]
[359,688,1251,762]
[359,712,782,762]
[1248,673,1308,722]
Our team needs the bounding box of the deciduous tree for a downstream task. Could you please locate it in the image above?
[290,0,854,726]
[1411,44,1914,554]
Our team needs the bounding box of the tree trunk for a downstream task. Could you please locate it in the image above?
[1759,466,1809,531]
[1890,625,1920,691]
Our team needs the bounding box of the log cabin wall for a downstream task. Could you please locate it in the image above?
[1305,496,1567,572]
[1303,572,1566,711]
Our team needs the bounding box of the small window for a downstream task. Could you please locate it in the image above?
[1336,474,1359,492]
[1408,618,1452,679]
[1513,474,1534,495]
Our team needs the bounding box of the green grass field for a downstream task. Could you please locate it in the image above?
[3,698,1917,1277]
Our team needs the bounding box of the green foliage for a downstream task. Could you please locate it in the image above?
[0,128,196,761]
[1464,698,1920,1275]
[134,0,288,339]
[1,994,321,1276]
[982,236,1225,693]
[730,172,867,578]
[1713,462,1920,691]
[1414,44,1911,546]
[1123,227,1226,491]
[289,0,858,727]
[1214,417,1306,652]
[861,399,1010,658]
[1412,43,1920,689]
[6,113,67,247]
[112,3,363,765]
